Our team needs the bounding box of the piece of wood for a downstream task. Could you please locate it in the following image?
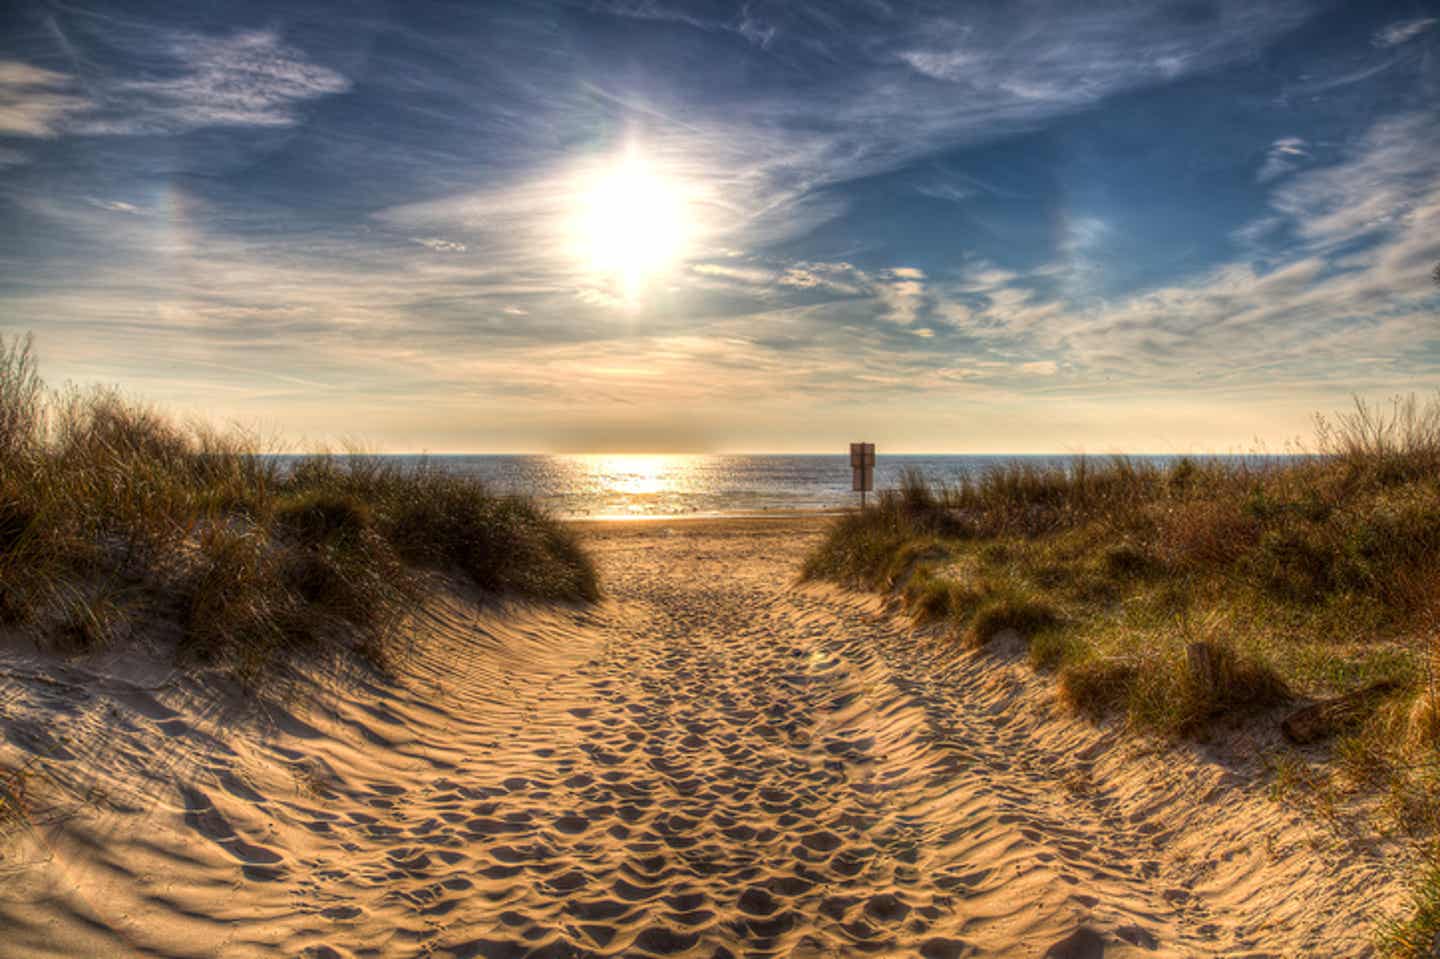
[1280,680,1402,745]
[1187,642,1222,698]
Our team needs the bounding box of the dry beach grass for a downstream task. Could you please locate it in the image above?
[0,334,597,682]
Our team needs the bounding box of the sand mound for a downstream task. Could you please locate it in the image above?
[0,517,1406,956]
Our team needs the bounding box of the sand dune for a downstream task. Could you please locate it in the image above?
[0,516,1406,957]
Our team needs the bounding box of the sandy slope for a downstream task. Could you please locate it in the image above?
[0,516,1407,957]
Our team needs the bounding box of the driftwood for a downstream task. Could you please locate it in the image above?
[1187,642,1223,698]
[1280,680,1402,745]
[1185,641,1289,711]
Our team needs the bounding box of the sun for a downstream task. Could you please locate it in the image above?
[573,149,690,301]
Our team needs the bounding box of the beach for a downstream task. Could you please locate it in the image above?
[0,514,1407,957]
[7,0,1438,949]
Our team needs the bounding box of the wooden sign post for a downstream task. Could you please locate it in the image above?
[850,442,875,509]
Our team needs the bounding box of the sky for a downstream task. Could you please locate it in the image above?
[1,0,1438,453]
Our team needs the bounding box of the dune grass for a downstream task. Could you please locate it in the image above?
[0,333,598,682]
[803,395,1440,953]
[1380,855,1440,959]
[805,398,1440,737]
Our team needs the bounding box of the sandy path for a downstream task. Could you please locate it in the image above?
[0,517,1403,957]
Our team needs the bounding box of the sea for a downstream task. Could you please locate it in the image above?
[285,453,1266,520]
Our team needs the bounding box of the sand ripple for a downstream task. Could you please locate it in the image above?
[0,517,1405,957]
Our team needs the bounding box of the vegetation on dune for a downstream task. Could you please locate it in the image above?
[805,401,1440,739]
[1380,857,1440,959]
[0,333,598,683]
[804,395,1440,953]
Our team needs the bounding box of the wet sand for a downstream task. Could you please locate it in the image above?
[0,515,1405,956]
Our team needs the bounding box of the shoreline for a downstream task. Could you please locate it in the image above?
[565,508,843,526]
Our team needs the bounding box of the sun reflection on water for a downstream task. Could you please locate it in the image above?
[570,454,700,499]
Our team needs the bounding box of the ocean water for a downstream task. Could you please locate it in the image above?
[291,453,1239,519]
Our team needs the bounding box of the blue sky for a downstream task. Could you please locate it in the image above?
[1,0,1438,452]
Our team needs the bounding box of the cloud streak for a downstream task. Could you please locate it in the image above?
[0,29,347,140]
[1374,18,1436,47]
[931,110,1440,390]
[97,29,350,133]
[0,60,90,136]
[1257,137,1310,182]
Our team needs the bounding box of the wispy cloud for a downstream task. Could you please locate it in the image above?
[1374,18,1436,47]
[1257,137,1310,182]
[123,30,346,130]
[777,262,865,296]
[1267,113,1439,251]
[690,263,777,286]
[80,29,348,134]
[85,197,142,214]
[0,30,347,139]
[937,111,1440,388]
[0,60,91,136]
[411,237,468,253]
[874,268,927,326]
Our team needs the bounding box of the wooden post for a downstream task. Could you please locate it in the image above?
[850,442,875,509]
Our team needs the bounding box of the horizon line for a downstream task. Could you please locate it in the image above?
[251,449,1312,457]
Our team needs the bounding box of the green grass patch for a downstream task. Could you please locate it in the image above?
[965,590,1060,648]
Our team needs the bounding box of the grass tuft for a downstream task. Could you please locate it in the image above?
[1059,657,1139,717]
[1379,854,1440,958]
[275,492,372,547]
[1128,641,1290,733]
[965,591,1060,648]
[1102,542,1158,579]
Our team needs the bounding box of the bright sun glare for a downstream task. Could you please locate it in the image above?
[574,149,690,301]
